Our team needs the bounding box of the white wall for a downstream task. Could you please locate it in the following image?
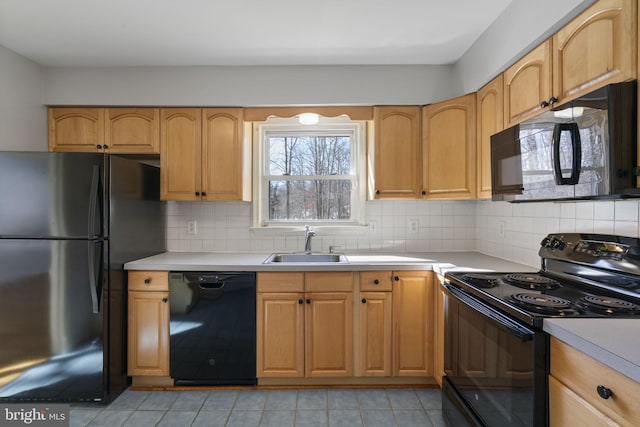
[43,65,457,106]
[454,0,597,94]
[0,46,46,150]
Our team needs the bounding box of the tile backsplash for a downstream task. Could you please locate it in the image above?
[166,199,639,269]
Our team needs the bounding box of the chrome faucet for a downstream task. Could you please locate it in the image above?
[304,225,316,254]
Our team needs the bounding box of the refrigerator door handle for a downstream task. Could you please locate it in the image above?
[88,165,101,238]
[87,241,103,314]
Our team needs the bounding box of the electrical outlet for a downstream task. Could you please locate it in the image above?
[408,219,418,232]
[498,220,506,238]
[187,220,197,235]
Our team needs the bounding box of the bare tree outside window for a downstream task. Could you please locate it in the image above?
[266,134,353,221]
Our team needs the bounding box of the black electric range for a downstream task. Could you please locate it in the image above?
[446,233,640,328]
[442,233,640,427]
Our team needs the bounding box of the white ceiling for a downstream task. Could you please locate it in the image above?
[0,0,512,67]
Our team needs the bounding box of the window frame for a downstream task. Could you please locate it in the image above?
[253,118,367,229]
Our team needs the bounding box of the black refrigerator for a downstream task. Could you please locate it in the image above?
[0,152,165,403]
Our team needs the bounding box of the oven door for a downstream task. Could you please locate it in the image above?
[442,282,548,427]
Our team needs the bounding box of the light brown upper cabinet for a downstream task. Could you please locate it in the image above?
[422,93,477,200]
[49,108,104,152]
[105,108,160,154]
[504,0,636,127]
[503,40,553,127]
[553,0,636,104]
[49,107,160,153]
[160,108,250,201]
[476,75,504,199]
[372,106,422,199]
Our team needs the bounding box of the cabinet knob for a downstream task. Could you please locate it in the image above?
[373,279,379,285]
[361,298,367,304]
[96,144,102,149]
[144,278,151,285]
[202,191,207,197]
[103,144,109,149]
[298,299,304,305]
[375,190,380,195]
[195,191,200,196]
[540,96,558,109]
[306,299,311,304]
[421,190,426,196]
[162,298,168,304]
[394,276,400,281]
[596,385,613,400]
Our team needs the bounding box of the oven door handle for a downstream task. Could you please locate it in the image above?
[445,283,535,342]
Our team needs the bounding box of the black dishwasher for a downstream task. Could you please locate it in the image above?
[169,272,256,385]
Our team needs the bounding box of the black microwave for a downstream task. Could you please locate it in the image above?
[491,81,639,202]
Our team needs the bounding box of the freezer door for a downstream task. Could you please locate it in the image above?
[0,239,106,402]
[0,152,105,238]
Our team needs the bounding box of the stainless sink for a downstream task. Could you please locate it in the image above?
[263,253,349,264]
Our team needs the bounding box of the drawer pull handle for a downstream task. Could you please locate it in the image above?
[162,298,168,304]
[596,385,613,400]
[373,279,379,285]
[144,278,151,284]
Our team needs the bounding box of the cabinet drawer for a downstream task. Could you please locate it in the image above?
[360,271,393,291]
[128,271,169,291]
[257,272,304,292]
[305,272,354,292]
[550,337,640,426]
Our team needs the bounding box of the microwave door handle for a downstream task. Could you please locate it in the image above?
[552,122,582,185]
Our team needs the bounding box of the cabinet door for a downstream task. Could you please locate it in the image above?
[553,0,636,104]
[422,94,476,199]
[476,75,504,199]
[434,275,446,386]
[392,271,433,376]
[106,108,159,154]
[305,292,353,377]
[160,108,202,201]
[504,40,553,126]
[358,292,392,376]
[373,106,422,198]
[256,292,305,377]
[48,108,104,152]
[127,291,169,376]
[202,108,250,201]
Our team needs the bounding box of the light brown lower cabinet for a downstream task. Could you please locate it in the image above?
[392,271,434,376]
[549,337,640,426]
[127,271,170,377]
[256,272,354,378]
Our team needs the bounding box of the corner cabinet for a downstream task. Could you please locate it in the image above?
[49,107,160,153]
[422,94,476,200]
[127,271,170,377]
[372,106,422,199]
[392,271,433,376]
[160,108,250,201]
[549,337,640,426]
[476,75,504,199]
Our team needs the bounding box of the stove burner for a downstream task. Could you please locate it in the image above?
[507,293,576,315]
[578,295,640,315]
[503,274,562,291]
[460,273,499,288]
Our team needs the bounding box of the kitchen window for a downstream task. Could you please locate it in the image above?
[253,117,366,228]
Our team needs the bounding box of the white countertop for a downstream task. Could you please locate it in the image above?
[124,251,537,274]
[543,318,640,383]
[125,250,639,384]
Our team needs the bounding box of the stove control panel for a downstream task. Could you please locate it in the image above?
[540,233,638,266]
